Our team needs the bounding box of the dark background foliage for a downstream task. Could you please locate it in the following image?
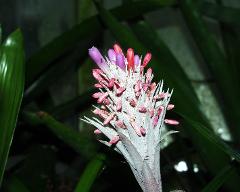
[0,0,240,191]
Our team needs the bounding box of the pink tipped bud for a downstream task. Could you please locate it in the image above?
[146,68,152,82]
[135,92,141,97]
[97,92,108,103]
[93,108,101,115]
[108,78,115,88]
[103,98,110,105]
[94,129,102,134]
[127,48,135,70]
[92,69,103,81]
[142,53,152,67]
[116,99,122,111]
[113,44,123,53]
[89,47,107,71]
[134,80,142,92]
[139,106,147,113]
[140,127,146,136]
[154,93,169,100]
[108,49,116,63]
[164,119,179,125]
[134,55,140,65]
[93,109,108,119]
[129,99,137,107]
[116,53,125,70]
[115,120,125,128]
[142,83,149,91]
[158,106,164,116]
[99,80,108,87]
[92,92,103,99]
[109,135,120,144]
[149,108,154,117]
[150,82,156,91]
[94,83,103,88]
[116,87,125,96]
[130,121,142,136]
[167,104,175,110]
[101,105,106,110]
[103,113,115,125]
[153,116,159,127]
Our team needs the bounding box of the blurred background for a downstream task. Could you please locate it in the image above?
[0,0,240,191]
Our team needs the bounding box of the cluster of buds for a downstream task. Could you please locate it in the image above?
[82,44,179,192]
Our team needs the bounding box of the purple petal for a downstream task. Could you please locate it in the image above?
[134,55,140,65]
[116,53,125,70]
[89,47,107,71]
[108,49,116,63]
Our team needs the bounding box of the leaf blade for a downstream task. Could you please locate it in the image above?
[74,153,106,192]
[0,29,25,185]
[202,164,235,192]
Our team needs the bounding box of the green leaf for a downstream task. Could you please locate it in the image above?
[0,29,25,185]
[199,2,240,26]
[180,0,240,141]
[202,164,235,192]
[6,176,30,192]
[0,25,2,44]
[25,0,171,87]
[22,111,98,159]
[74,153,106,192]
[182,115,240,162]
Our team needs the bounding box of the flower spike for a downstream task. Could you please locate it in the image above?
[82,44,179,192]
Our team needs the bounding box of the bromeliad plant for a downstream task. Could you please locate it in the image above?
[82,44,179,192]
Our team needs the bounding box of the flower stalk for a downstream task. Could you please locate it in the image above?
[82,44,179,192]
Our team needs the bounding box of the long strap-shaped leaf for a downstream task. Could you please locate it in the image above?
[0,29,25,185]
[74,153,106,192]
[201,164,235,192]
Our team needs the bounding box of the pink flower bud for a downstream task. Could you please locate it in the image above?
[94,129,102,134]
[115,120,125,128]
[139,106,147,113]
[94,83,103,88]
[97,92,109,103]
[167,104,175,110]
[142,52,152,67]
[108,78,115,88]
[113,44,122,54]
[92,92,103,98]
[164,119,179,125]
[109,135,120,144]
[116,87,125,96]
[127,48,134,71]
[103,113,115,125]
[116,99,122,111]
